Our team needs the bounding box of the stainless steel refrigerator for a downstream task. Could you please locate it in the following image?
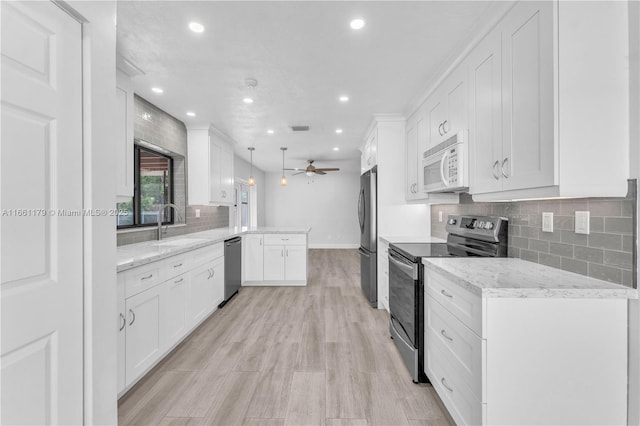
[358,166,377,307]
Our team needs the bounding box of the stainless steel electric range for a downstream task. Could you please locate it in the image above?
[388,215,508,383]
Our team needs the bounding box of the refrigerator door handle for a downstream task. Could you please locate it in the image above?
[358,247,370,257]
[359,188,366,233]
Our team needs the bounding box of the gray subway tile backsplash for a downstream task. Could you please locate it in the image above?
[431,180,636,287]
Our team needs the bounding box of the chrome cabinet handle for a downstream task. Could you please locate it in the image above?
[174,278,184,284]
[119,313,126,331]
[438,123,444,136]
[441,329,453,342]
[501,157,510,178]
[286,249,289,257]
[281,249,284,257]
[281,238,289,241]
[492,160,500,180]
[260,238,262,246]
[207,269,212,279]
[441,377,453,392]
[440,289,453,298]
[141,273,153,280]
[211,269,215,278]
[442,120,448,134]
[129,309,135,326]
[173,263,183,268]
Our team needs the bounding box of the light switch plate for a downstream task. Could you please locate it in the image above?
[575,211,590,234]
[542,212,554,232]
[195,209,200,218]
[439,211,443,222]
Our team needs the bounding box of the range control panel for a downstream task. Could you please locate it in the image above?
[445,215,508,243]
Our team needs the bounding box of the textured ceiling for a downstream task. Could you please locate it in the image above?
[116,1,508,172]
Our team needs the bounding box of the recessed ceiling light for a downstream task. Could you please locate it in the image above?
[186,112,196,117]
[243,97,254,104]
[339,95,349,102]
[151,87,163,94]
[335,129,343,134]
[267,129,274,134]
[350,19,365,30]
[333,147,340,151]
[189,22,205,33]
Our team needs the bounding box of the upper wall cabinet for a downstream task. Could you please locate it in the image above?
[187,126,235,206]
[116,70,134,201]
[426,64,469,150]
[360,128,378,173]
[470,0,630,201]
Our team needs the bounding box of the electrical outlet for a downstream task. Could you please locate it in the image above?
[439,211,443,222]
[575,211,590,234]
[542,212,554,232]
[195,209,200,218]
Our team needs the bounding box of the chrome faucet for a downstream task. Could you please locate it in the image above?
[157,203,181,240]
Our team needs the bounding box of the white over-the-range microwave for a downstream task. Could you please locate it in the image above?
[422,130,469,193]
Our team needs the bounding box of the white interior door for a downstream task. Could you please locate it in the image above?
[1,2,84,424]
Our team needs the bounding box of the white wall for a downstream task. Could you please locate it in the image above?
[234,155,266,226]
[264,170,360,248]
[66,1,118,424]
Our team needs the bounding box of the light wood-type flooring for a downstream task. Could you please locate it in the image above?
[118,249,453,425]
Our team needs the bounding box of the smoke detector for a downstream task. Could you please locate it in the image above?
[290,125,310,132]
[245,78,258,88]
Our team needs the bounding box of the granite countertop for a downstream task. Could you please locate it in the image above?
[117,227,311,272]
[379,235,446,244]
[423,258,637,299]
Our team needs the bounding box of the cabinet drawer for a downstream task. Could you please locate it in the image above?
[190,243,224,266]
[427,334,483,426]
[427,295,483,400]
[123,261,163,299]
[264,234,306,246]
[164,253,190,280]
[426,268,482,336]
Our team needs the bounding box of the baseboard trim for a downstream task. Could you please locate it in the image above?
[309,243,359,249]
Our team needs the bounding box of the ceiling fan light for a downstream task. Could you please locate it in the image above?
[306,171,314,177]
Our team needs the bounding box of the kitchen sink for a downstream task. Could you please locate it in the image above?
[151,238,208,247]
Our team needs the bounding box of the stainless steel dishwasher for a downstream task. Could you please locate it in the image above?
[220,236,241,307]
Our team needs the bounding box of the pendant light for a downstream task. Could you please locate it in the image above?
[280,147,287,186]
[247,147,255,186]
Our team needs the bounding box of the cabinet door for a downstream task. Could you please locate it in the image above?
[220,146,234,202]
[263,245,285,281]
[209,139,222,203]
[188,261,217,327]
[443,65,468,138]
[501,1,554,191]
[405,113,419,200]
[211,256,225,307]
[125,284,162,386]
[427,94,447,148]
[243,234,264,281]
[360,138,370,173]
[367,130,377,168]
[468,30,503,194]
[284,245,307,281]
[117,275,126,394]
[162,274,189,349]
[116,70,134,200]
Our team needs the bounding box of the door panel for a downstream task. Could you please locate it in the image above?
[125,285,162,386]
[243,234,264,281]
[285,245,306,281]
[263,246,285,281]
[163,274,188,347]
[1,2,83,423]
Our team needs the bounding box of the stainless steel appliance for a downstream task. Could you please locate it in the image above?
[220,236,241,307]
[422,131,468,193]
[388,215,508,383]
[358,166,377,307]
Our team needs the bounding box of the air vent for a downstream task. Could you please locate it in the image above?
[290,125,310,132]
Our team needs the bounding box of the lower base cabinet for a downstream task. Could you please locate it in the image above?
[118,244,225,395]
[243,233,308,285]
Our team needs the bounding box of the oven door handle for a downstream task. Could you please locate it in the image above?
[389,250,418,280]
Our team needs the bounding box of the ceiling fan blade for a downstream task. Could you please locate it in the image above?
[314,170,327,175]
[292,171,306,176]
[284,168,302,171]
[315,168,340,172]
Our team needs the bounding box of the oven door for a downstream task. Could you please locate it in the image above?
[388,249,418,347]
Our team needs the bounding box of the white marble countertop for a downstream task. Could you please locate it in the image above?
[379,235,446,244]
[117,227,311,272]
[423,258,637,299]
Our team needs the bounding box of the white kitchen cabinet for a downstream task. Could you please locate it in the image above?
[187,125,234,206]
[243,234,264,282]
[162,273,189,347]
[117,275,126,394]
[470,0,629,200]
[115,69,134,201]
[426,64,468,149]
[124,283,163,386]
[261,234,308,285]
[360,127,377,173]
[404,107,428,200]
[188,257,224,328]
[425,267,627,425]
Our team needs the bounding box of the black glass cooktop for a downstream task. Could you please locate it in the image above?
[390,242,484,262]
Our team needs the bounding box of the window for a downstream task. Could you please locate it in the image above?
[117,145,174,228]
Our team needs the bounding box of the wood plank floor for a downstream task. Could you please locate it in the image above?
[119,249,454,426]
